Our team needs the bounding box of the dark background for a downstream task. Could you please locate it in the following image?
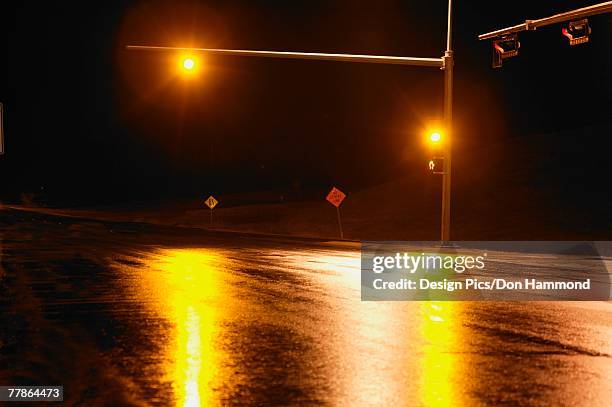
[0,0,610,210]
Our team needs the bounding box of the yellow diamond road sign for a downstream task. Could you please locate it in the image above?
[205,196,218,209]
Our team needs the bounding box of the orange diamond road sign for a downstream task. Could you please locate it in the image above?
[204,195,218,209]
[326,187,346,208]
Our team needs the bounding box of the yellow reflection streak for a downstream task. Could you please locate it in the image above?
[248,248,468,406]
[271,248,406,404]
[182,306,201,407]
[419,302,464,407]
[272,249,362,290]
[132,249,234,407]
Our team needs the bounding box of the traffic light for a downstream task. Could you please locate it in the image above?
[492,34,520,68]
[562,19,591,46]
[429,157,444,174]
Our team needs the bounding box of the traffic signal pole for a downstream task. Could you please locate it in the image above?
[441,0,454,244]
[127,0,456,243]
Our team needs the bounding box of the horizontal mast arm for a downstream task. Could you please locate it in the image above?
[478,1,612,40]
[126,45,444,68]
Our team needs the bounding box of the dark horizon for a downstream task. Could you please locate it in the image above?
[0,0,610,206]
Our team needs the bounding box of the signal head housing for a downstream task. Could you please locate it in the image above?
[492,34,521,68]
[562,19,591,46]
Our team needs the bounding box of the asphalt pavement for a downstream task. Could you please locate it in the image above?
[0,209,610,406]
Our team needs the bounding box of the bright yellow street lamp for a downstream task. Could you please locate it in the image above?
[182,57,196,71]
[428,131,442,144]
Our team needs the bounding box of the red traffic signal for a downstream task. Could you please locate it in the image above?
[562,19,591,46]
[492,34,520,68]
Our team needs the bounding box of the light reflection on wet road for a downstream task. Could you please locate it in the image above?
[1,210,611,406]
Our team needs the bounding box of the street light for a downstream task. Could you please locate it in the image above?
[427,130,445,176]
[429,131,442,144]
[177,55,201,77]
[182,57,196,71]
[127,0,456,243]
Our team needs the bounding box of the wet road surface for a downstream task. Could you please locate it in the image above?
[1,209,611,406]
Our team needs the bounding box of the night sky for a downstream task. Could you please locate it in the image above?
[0,0,610,206]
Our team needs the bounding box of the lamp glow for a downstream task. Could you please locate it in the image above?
[182,58,195,71]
